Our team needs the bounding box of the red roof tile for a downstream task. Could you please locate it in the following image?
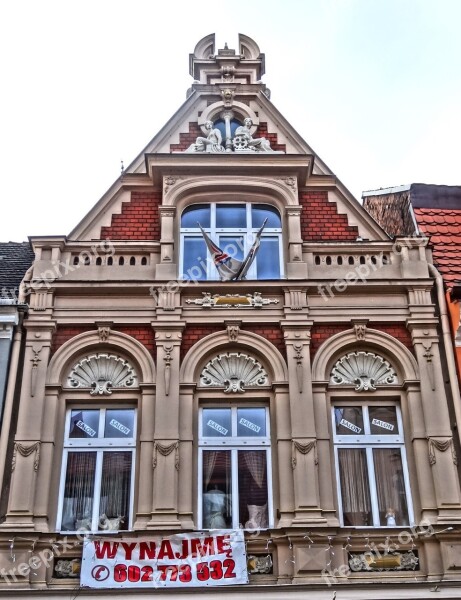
[414,208,461,289]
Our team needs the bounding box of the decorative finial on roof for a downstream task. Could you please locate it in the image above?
[120,160,125,179]
[224,42,228,49]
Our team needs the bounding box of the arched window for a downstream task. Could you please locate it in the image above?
[56,353,139,533]
[180,203,283,280]
[329,351,414,527]
[198,406,273,530]
[332,401,413,527]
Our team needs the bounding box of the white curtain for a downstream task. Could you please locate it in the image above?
[338,448,371,526]
[373,448,408,526]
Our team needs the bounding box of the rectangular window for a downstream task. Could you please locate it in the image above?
[57,408,135,532]
[199,407,272,530]
[333,404,413,527]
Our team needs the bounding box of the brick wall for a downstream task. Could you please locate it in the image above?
[372,322,414,354]
[299,191,358,241]
[181,325,223,361]
[181,324,286,362]
[51,325,156,360]
[311,325,350,357]
[255,123,286,153]
[51,326,94,355]
[243,325,286,360]
[100,190,161,241]
[170,123,203,152]
[310,322,414,358]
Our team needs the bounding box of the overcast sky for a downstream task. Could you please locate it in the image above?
[1,0,460,242]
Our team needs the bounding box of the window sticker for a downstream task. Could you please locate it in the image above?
[371,418,394,431]
[238,418,261,434]
[339,419,362,434]
[109,419,131,436]
[76,420,96,437]
[207,420,228,436]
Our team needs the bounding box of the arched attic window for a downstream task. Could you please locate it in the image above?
[180,203,283,280]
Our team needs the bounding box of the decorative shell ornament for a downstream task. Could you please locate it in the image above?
[330,351,397,392]
[67,354,137,395]
[200,352,268,393]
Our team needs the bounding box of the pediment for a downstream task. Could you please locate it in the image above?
[67,34,388,243]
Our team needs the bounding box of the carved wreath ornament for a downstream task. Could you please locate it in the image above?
[330,351,397,392]
[67,354,137,395]
[200,352,268,393]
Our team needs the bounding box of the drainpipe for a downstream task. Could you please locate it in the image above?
[0,317,24,496]
[0,266,32,500]
[428,263,461,447]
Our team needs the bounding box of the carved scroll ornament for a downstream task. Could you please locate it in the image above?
[67,354,137,395]
[330,351,397,391]
[200,352,268,393]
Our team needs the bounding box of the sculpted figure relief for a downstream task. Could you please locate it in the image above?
[186,120,225,153]
[233,117,273,152]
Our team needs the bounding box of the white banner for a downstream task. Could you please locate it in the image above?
[81,530,248,589]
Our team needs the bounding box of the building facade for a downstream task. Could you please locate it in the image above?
[1,36,461,598]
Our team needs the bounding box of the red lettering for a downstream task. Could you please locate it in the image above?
[216,534,232,557]
[158,540,174,560]
[121,542,137,561]
[94,541,119,559]
[223,558,236,578]
[190,537,216,558]
[139,542,156,560]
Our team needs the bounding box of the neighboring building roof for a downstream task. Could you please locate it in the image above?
[363,183,461,289]
[415,206,461,288]
[0,242,34,300]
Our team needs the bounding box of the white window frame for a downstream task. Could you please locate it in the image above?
[180,202,283,280]
[198,406,273,530]
[56,407,136,533]
[332,402,414,528]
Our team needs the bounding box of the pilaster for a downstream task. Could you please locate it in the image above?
[407,321,461,522]
[148,322,185,529]
[282,320,326,524]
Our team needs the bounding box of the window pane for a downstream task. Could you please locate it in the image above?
[61,452,96,531]
[252,205,281,228]
[202,450,232,528]
[214,118,241,143]
[338,448,372,526]
[373,448,409,526]
[104,410,135,439]
[238,451,268,529]
[99,452,132,531]
[335,407,364,435]
[202,409,232,437]
[219,236,244,262]
[237,408,266,437]
[369,406,398,435]
[216,204,246,228]
[256,237,280,279]
[181,204,210,228]
[69,410,99,439]
[182,238,208,280]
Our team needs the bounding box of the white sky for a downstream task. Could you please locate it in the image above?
[1,0,460,242]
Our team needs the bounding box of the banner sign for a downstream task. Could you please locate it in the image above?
[81,530,248,589]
